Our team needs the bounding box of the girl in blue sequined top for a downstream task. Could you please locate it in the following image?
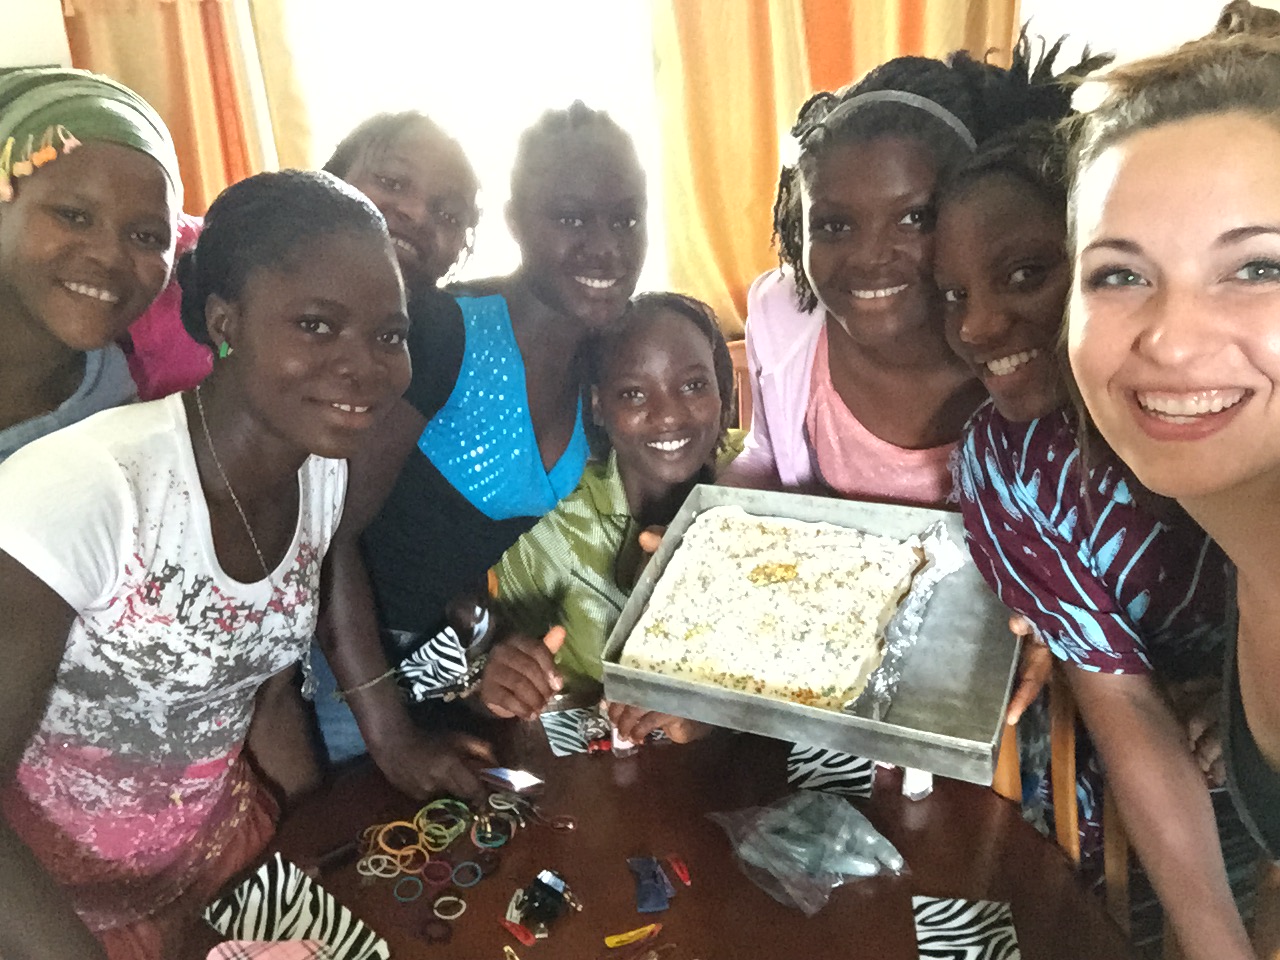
[311,102,648,797]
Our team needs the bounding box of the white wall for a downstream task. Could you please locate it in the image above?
[1,0,71,69]
[1021,0,1280,66]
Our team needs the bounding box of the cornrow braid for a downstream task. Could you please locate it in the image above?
[177,169,389,346]
[773,28,1111,314]
[937,26,1116,219]
[510,100,639,208]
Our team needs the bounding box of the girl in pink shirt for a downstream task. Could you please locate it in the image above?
[724,37,1089,507]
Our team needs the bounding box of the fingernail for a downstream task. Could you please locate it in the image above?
[550,675,563,691]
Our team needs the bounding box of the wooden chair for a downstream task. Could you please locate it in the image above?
[1048,670,1129,916]
[991,718,1022,804]
[1047,668,1187,960]
[728,338,752,431]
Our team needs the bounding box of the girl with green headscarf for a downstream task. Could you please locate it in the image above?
[0,67,182,461]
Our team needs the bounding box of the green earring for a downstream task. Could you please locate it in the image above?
[217,341,231,360]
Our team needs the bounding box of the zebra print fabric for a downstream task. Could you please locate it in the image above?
[204,854,390,960]
[539,707,667,757]
[540,708,595,756]
[912,895,1021,959]
[397,626,469,702]
[786,746,875,798]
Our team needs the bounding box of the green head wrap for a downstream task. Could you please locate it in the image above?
[0,67,182,205]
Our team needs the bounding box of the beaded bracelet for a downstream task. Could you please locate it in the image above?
[433,894,467,921]
[333,666,398,702]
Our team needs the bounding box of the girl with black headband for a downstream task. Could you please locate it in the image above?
[722,36,1097,508]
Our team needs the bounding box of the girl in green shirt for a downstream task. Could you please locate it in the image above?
[482,292,735,740]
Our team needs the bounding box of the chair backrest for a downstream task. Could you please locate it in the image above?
[728,338,751,431]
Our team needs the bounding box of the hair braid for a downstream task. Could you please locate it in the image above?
[773,28,1111,314]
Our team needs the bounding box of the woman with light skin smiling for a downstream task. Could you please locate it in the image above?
[1066,29,1280,960]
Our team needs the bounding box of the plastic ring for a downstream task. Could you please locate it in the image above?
[451,860,483,888]
[487,792,520,811]
[357,853,400,878]
[421,824,455,852]
[421,859,453,884]
[424,798,471,817]
[377,821,421,855]
[433,894,467,920]
[368,853,401,878]
[470,817,509,849]
[397,844,430,874]
[393,875,424,903]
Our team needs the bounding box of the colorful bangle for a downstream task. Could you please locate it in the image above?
[433,894,467,921]
[470,814,510,849]
[451,860,483,888]
[393,875,424,903]
[377,821,421,855]
[420,823,458,852]
[357,853,401,879]
[422,798,471,818]
[397,844,430,875]
[420,860,454,885]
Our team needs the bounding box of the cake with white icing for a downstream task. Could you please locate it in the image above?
[621,505,925,710]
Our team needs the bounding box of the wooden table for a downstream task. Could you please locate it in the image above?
[274,728,1135,960]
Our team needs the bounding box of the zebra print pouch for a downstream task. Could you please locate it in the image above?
[540,708,595,756]
[912,895,1021,959]
[786,746,876,798]
[204,853,390,960]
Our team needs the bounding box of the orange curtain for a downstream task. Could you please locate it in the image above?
[653,0,1020,337]
[63,0,273,214]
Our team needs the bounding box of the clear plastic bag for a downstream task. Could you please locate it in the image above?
[708,790,905,916]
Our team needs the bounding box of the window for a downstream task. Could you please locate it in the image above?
[278,0,669,289]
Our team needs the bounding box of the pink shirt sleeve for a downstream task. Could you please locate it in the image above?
[719,319,783,490]
[124,213,212,401]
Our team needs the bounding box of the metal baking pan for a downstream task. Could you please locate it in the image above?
[600,484,1019,785]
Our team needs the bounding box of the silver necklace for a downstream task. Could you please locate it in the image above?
[194,385,316,698]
